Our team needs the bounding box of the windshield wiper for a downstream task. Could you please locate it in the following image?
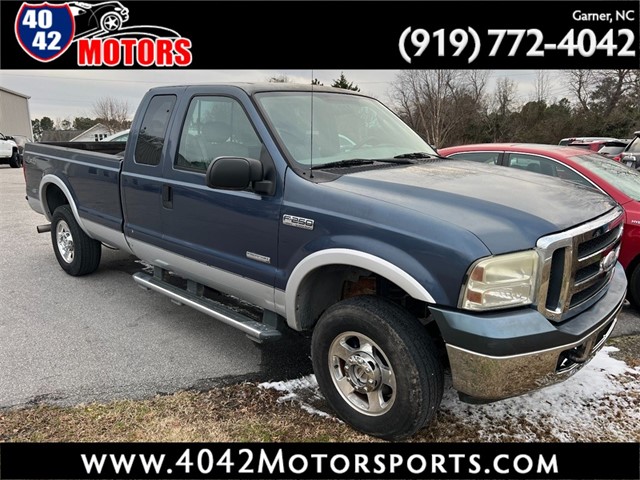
[393,152,437,159]
[310,159,374,170]
[311,158,414,170]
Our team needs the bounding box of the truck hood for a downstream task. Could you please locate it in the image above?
[325,160,618,254]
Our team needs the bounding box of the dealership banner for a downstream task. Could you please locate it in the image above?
[0,0,639,69]
[0,442,639,479]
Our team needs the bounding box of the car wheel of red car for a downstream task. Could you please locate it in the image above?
[628,264,640,311]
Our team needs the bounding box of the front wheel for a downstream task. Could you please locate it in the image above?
[628,264,639,310]
[51,205,102,276]
[311,296,444,440]
[8,151,20,168]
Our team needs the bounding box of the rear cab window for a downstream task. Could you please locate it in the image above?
[134,95,177,166]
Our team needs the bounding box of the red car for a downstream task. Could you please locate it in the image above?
[439,143,640,309]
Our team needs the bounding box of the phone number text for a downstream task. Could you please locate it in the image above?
[398,28,636,64]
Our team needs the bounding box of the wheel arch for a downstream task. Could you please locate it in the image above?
[283,248,437,331]
[39,175,90,235]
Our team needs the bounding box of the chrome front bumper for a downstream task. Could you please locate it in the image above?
[432,263,627,402]
[446,298,621,401]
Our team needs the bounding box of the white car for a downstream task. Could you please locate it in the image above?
[0,133,20,168]
[100,129,129,142]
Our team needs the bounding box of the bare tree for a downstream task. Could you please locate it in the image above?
[464,70,490,105]
[565,70,595,112]
[485,77,518,142]
[493,77,517,116]
[92,97,130,134]
[389,70,487,147]
[593,69,633,118]
[53,117,72,130]
[533,70,550,103]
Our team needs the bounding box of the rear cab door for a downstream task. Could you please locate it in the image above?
[121,89,180,250]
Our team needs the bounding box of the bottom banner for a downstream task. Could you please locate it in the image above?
[1,442,638,479]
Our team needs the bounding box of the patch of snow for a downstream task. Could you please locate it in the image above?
[259,374,335,419]
[259,375,318,392]
[258,347,640,441]
[439,346,640,441]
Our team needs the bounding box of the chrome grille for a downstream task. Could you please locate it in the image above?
[536,207,624,322]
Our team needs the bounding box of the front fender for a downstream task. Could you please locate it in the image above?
[279,244,446,330]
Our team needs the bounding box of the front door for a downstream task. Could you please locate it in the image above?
[160,92,282,307]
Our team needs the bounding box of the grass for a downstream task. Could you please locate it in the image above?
[1,336,639,443]
[0,385,371,443]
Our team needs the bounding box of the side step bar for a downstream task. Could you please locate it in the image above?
[133,272,282,343]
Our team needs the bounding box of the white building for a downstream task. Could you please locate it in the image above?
[0,86,33,138]
[69,123,110,142]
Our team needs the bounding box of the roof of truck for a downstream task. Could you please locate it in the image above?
[148,82,366,96]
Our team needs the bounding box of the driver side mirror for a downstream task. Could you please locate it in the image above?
[205,157,273,194]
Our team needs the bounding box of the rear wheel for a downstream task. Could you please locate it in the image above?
[8,151,20,168]
[311,296,443,440]
[51,205,102,276]
[628,264,639,310]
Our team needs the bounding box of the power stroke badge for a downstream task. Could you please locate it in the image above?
[15,1,192,66]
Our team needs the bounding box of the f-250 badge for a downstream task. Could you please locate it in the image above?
[15,1,192,66]
[283,214,315,231]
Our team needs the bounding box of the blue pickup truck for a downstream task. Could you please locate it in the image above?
[24,84,627,440]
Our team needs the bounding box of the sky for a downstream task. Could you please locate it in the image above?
[0,69,570,123]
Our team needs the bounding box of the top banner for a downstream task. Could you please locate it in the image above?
[1,0,639,69]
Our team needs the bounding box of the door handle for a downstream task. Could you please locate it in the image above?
[162,184,173,209]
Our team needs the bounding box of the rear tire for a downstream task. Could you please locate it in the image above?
[628,264,639,310]
[8,151,20,168]
[311,296,443,440]
[51,205,102,276]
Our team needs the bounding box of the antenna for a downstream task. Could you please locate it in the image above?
[309,69,314,178]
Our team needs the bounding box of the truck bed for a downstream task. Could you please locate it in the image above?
[24,142,124,239]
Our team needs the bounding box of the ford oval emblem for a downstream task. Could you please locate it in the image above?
[599,249,618,273]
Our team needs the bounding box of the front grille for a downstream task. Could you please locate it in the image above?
[536,207,624,322]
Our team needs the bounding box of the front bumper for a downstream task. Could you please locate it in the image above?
[431,263,627,402]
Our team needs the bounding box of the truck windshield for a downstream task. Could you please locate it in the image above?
[255,91,436,167]
[572,153,640,201]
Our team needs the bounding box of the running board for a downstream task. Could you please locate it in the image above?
[132,272,282,343]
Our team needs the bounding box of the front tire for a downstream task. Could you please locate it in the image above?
[8,151,20,168]
[628,264,639,310]
[51,205,102,276]
[311,296,444,440]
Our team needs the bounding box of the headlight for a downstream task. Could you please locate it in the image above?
[459,250,539,311]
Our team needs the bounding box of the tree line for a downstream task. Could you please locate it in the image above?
[32,71,640,148]
[32,97,131,141]
[390,69,640,148]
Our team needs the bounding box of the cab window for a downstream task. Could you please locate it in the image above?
[134,95,176,166]
[175,96,262,173]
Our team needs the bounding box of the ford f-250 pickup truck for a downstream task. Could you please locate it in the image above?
[24,84,627,440]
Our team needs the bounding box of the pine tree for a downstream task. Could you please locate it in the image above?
[331,72,360,92]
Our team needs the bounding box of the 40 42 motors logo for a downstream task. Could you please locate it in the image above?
[15,1,192,66]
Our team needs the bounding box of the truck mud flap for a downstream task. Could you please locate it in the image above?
[133,271,282,343]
